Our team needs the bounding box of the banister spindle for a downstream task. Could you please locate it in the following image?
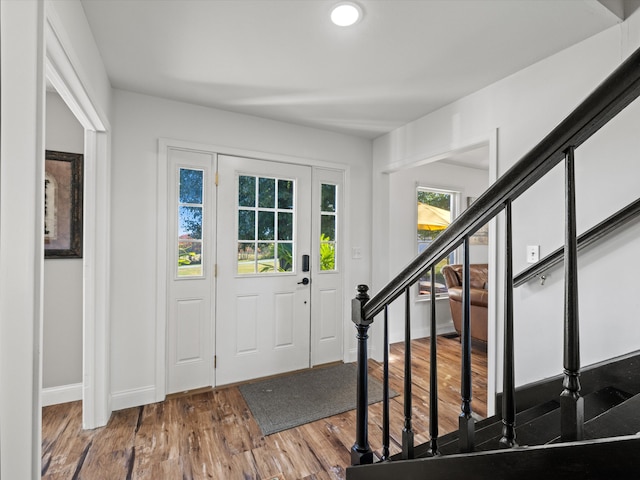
[459,236,475,453]
[381,305,390,461]
[402,287,414,459]
[351,285,374,465]
[499,201,517,448]
[428,264,440,456]
[561,147,584,442]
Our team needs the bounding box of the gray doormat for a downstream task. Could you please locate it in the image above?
[239,363,398,435]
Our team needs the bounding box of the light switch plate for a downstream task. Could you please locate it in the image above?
[526,245,540,263]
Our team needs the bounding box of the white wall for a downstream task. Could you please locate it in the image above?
[110,89,372,409]
[373,17,640,393]
[43,91,84,393]
[386,161,489,343]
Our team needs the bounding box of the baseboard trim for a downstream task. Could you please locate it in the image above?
[42,383,82,406]
[111,385,156,411]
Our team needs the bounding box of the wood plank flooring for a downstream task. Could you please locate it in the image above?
[42,335,487,479]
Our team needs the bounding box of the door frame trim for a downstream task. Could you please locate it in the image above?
[156,138,350,401]
[45,10,112,430]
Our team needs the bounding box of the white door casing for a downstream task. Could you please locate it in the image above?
[215,155,312,386]
[167,148,216,393]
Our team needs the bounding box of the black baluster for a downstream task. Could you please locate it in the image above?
[381,305,390,461]
[428,265,439,456]
[351,285,374,465]
[561,147,584,442]
[402,287,414,459]
[459,236,475,453]
[500,202,517,448]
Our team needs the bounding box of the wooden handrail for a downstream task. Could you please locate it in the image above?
[363,46,640,322]
[514,196,640,287]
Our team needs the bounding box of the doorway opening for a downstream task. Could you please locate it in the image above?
[386,139,497,417]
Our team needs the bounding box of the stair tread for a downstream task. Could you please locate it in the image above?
[544,386,634,444]
[584,392,640,439]
[473,386,631,450]
[400,386,632,460]
[433,399,559,456]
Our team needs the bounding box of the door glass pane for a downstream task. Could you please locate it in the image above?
[321,184,336,212]
[278,212,293,241]
[278,179,294,209]
[321,215,335,241]
[178,240,203,277]
[180,169,203,204]
[258,211,275,240]
[258,177,276,208]
[320,183,337,271]
[179,206,203,239]
[257,242,275,272]
[177,167,204,278]
[237,174,295,275]
[238,243,256,274]
[238,175,256,207]
[277,242,293,272]
[238,210,255,240]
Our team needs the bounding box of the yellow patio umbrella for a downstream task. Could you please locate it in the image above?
[417,203,451,231]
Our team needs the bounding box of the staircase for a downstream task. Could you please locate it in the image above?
[346,45,640,479]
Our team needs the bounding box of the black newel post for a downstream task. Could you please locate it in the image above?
[561,147,584,442]
[351,284,374,466]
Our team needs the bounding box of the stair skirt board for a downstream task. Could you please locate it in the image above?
[347,435,640,480]
[42,383,83,407]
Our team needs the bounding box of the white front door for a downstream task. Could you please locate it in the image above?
[166,148,216,393]
[216,155,312,386]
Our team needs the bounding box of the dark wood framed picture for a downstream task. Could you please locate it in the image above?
[44,150,83,258]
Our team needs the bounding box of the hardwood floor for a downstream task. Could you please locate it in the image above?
[42,335,487,479]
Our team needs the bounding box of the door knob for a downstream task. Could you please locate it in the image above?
[297,277,310,285]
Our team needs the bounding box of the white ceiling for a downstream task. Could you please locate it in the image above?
[81,0,625,140]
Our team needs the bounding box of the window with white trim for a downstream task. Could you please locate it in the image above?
[417,187,458,298]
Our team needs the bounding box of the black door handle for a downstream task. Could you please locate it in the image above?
[297,277,310,285]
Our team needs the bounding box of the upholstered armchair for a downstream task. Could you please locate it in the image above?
[441,264,488,343]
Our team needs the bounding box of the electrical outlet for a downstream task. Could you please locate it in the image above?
[526,245,540,264]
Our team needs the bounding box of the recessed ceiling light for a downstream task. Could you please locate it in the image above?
[331,2,363,27]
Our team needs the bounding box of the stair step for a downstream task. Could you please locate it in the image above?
[521,386,632,446]
[433,399,559,456]
[584,392,640,439]
[543,386,634,444]
[398,386,631,461]
[472,386,630,451]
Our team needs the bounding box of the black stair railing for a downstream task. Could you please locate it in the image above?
[350,45,640,467]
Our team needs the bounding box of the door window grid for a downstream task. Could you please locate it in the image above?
[320,183,337,271]
[237,175,295,274]
[177,167,204,277]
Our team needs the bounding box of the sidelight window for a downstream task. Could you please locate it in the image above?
[177,168,204,277]
[319,183,338,271]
